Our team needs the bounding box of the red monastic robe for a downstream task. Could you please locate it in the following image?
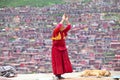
[51,23,73,75]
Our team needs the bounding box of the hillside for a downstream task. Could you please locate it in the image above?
[0,0,64,8]
[0,0,92,8]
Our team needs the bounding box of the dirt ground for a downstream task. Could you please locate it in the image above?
[62,77,113,80]
[61,71,120,80]
[0,71,119,80]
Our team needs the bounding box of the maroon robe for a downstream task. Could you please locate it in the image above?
[51,23,73,75]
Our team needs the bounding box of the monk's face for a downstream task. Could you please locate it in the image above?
[60,26,65,31]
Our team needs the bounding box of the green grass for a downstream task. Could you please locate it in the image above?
[81,0,92,3]
[0,0,65,8]
[104,13,120,21]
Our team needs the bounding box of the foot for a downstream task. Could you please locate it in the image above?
[56,75,65,79]
[58,76,65,79]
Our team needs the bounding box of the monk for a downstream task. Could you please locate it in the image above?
[51,14,73,79]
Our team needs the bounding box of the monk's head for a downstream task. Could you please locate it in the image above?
[60,25,65,31]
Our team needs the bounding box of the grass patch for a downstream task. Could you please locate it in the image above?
[103,13,120,20]
[0,0,65,8]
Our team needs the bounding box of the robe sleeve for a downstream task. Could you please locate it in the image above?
[63,24,71,33]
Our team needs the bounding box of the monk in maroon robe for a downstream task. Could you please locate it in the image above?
[51,14,73,79]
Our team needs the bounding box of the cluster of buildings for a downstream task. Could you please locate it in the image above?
[0,0,120,73]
